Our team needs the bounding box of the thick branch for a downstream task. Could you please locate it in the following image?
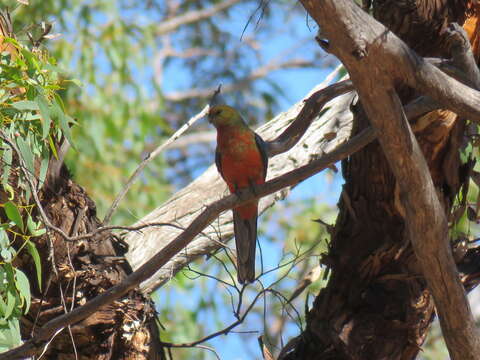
[126,72,443,294]
[125,75,356,293]
[299,1,480,359]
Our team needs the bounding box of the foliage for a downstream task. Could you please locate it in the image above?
[0,35,69,351]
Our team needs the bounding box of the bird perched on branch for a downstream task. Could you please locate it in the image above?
[208,95,268,284]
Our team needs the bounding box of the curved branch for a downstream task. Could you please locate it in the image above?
[267,79,353,156]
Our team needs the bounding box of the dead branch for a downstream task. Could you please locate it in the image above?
[125,75,356,293]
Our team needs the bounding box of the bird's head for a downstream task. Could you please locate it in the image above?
[208,105,244,128]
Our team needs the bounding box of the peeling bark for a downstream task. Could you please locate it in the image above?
[283,1,480,359]
[14,166,162,359]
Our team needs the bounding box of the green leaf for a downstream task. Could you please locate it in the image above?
[55,108,75,149]
[20,48,41,73]
[26,241,42,291]
[0,249,11,262]
[4,202,23,233]
[39,152,49,188]
[10,100,39,111]
[8,318,21,346]
[2,184,13,201]
[35,93,52,139]
[0,267,5,289]
[67,78,83,87]
[0,229,8,248]
[48,135,58,159]
[14,269,30,314]
[0,294,6,317]
[42,62,66,75]
[15,136,34,178]
[4,264,14,286]
[4,290,15,319]
[0,318,21,352]
[0,89,8,104]
[27,214,46,237]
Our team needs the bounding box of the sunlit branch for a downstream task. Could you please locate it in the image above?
[156,0,242,36]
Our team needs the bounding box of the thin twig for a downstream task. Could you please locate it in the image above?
[102,105,210,225]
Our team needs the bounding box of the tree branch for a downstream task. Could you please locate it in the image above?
[156,0,242,36]
[125,75,356,293]
[164,59,319,102]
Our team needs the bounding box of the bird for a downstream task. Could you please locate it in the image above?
[208,104,268,284]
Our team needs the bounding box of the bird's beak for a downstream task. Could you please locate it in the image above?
[209,84,225,107]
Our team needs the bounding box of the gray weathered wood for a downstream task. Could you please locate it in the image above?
[125,73,356,293]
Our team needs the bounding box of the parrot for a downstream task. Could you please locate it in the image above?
[208,104,268,284]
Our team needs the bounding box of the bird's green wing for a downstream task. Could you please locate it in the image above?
[215,148,225,180]
[254,133,268,179]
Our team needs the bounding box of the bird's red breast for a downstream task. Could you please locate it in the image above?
[216,125,266,219]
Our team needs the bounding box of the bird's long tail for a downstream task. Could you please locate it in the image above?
[233,202,258,284]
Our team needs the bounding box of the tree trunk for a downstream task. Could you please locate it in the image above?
[10,163,163,359]
[283,2,476,359]
[17,165,162,359]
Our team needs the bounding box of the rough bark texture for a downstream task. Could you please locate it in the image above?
[14,167,161,359]
[283,1,480,360]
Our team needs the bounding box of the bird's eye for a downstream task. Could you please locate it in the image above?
[211,109,221,116]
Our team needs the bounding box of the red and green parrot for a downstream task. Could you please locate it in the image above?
[209,104,268,284]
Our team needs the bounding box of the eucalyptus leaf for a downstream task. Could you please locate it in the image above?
[39,152,49,188]
[0,318,21,351]
[0,295,5,317]
[2,146,12,187]
[15,136,34,178]
[4,202,23,233]
[26,241,42,291]
[35,93,52,139]
[4,291,15,319]
[0,229,8,249]
[14,269,30,314]
[10,100,39,111]
[0,248,11,263]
